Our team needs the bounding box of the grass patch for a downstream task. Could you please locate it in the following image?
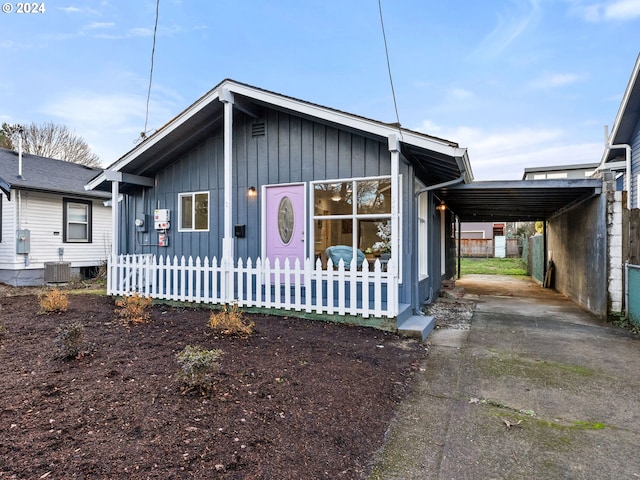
[460,257,528,275]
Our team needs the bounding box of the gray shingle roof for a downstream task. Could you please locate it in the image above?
[0,147,109,199]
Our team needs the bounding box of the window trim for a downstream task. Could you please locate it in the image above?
[63,198,92,243]
[178,191,210,232]
[418,188,429,280]
[310,175,401,279]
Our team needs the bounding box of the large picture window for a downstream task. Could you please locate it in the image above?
[63,198,92,243]
[179,192,209,231]
[312,176,398,270]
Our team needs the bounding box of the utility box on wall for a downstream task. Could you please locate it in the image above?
[154,209,170,230]
[16,229,30,254]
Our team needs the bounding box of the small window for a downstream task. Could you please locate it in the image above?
[63,198,92,243]
[179,192,209,231]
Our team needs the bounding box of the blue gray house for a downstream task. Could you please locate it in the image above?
[86,79,472,334]
[599,53,640,209]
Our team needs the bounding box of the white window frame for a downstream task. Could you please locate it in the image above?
[64,198,92,243]
[178,191,210,232]
[310,175,401,280]
[418,190,429,280]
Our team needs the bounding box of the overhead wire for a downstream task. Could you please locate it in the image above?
[377,0,403,140]
[140,0,160,142]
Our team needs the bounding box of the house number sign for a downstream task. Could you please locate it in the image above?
[277,196,294,244]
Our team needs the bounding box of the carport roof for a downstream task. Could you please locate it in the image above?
[436,178,603,222]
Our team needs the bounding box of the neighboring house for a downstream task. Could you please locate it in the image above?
[459,222,505,239]
[86,79,472,334]
[0,148,111,286]
[458,221,510,258]
[522,163,599,180]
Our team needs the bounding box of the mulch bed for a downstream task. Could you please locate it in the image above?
[0,292,425,479]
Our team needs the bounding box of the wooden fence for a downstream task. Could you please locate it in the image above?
[108,254,397,319]
[460,238,521,258]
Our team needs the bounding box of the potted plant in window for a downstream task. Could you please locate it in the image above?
[371,221,391,261]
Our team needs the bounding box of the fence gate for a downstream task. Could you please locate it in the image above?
[628,264,640,327]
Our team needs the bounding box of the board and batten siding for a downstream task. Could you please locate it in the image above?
[119,107,422,304]
[1,190,111,269]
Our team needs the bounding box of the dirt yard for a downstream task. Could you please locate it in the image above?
[0,289,425,479]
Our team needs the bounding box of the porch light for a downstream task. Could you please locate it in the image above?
[248,186,257,197]
[436,201,447,211]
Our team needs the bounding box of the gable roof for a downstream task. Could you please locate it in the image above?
[0,147,110,200]
[602,53,640,163]
[86,79,472,192]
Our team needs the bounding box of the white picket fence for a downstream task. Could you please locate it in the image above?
[108,254,398,318]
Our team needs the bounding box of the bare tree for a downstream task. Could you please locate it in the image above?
[2,121,101,167]
[0,122,16,149]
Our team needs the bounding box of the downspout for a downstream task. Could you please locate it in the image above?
[412,171,466,314]
[220,87,234,263]
[597,127,632,209]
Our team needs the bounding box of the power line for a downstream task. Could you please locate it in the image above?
[142,0,160,140]
[378,0,403,139]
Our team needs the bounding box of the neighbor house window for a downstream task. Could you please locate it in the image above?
[63,198,92,243]
[311,176,399,271]
[179,192,209,231]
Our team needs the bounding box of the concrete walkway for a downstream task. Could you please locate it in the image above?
[370,275,640,479]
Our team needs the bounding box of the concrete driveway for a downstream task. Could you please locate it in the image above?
[370,274,640,479]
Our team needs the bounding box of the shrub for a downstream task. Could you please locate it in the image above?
[208,302,254,336]
[39,288,69,314]
[54,321,95,360]
[114,293,152,324]
[175,345,223,394]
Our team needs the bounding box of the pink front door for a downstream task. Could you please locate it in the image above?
[264,184,306,268]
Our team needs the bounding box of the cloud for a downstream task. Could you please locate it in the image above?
[571,0,640,21]
[57,6,100,15]
[449,88,474,100]
[606,0,640,18]
[416,120,603,180]
[41,91,180,165]
[473,0,542,59]
[85,22,115,30]
[528,72,587,90]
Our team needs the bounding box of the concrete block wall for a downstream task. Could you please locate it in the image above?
[607,191,624,314]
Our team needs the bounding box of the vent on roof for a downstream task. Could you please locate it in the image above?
[252,122,266,137]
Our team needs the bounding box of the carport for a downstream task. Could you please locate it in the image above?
[435,177,608,317]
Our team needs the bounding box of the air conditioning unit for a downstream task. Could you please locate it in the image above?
[44,262,71,283]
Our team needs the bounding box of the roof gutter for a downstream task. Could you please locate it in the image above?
[414,170,466,198]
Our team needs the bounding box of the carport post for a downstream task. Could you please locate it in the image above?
[543,219,548,282]
[457,216,461,279]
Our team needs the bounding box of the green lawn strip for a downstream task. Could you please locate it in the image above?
[460,257,528,275]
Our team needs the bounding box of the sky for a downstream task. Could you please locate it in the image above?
[1,0,639,180]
